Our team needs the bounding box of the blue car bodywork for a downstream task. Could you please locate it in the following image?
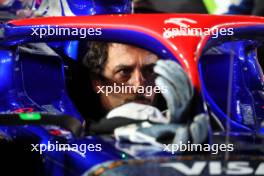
[0,14,264,175]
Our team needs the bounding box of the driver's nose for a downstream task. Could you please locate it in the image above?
[129,69,146,88]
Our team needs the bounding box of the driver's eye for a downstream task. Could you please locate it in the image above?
[116,68,132,80]
[142,65,156,78]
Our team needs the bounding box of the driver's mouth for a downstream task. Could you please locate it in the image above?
[125,96,152,105]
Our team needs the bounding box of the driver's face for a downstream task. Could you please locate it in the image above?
[95,43,158,110]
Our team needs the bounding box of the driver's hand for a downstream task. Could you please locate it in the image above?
[114,112,208,147]
[106,102,169,124]
[109,60,209,149]
[154,60,194,123]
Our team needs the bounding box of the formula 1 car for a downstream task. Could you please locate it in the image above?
[0,13,264,176]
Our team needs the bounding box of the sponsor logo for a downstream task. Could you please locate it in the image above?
[161,161,264,175]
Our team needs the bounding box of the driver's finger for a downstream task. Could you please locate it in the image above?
[155,77,185,122]
[161,60,193,96]
[172,126,189,145]
[190,113,208,144]
[154,61,191,103]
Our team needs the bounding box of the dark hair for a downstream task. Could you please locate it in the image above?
[66,41,111,124]
[82,41,109,77]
